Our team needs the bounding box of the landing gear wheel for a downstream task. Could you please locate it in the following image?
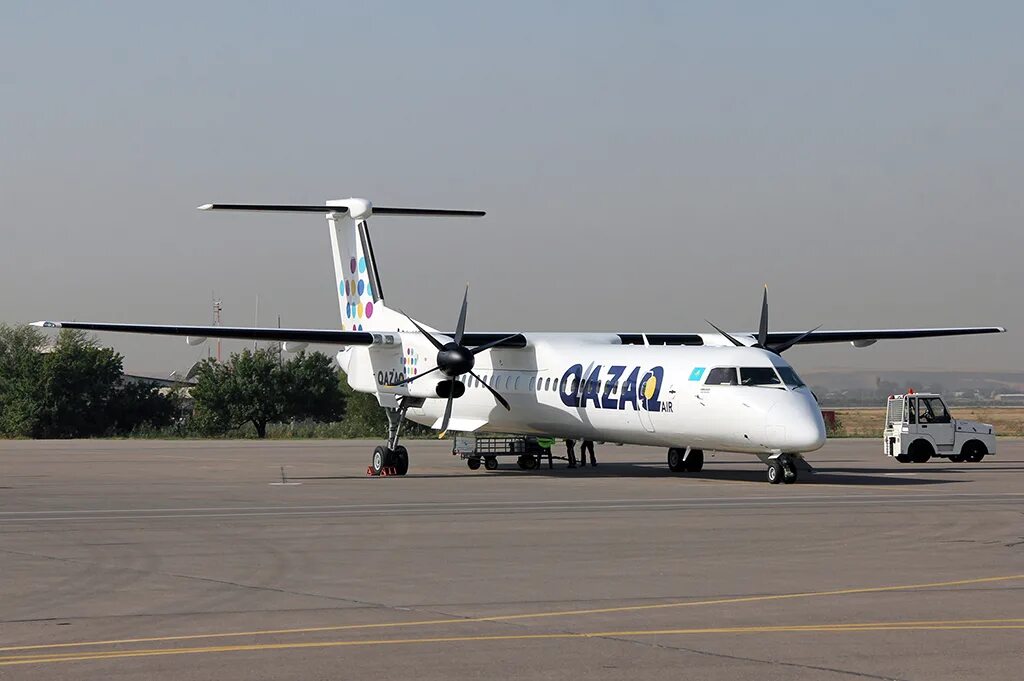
[393,446,409,476]
[684,449,704,472]
[371,445,388,476]
[767,461,783,484]
[467,457,481,470]
[483,456,499,471]
[782,464,798,484]
[667,448,686,473]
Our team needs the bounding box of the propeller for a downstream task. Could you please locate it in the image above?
[707,286,820,354]
[387,285,517,434]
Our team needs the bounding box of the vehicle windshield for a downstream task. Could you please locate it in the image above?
[775,366,806,389]
[739,367,783,387]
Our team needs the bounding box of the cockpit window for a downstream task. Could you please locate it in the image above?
[776,366,805,389]
[740,367,782,387]
[705,367,738,385]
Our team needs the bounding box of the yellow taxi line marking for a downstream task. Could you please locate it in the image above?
[2,619,1023,666]
[3,573,1021,654]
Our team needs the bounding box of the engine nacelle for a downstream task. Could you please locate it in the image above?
[185,336,207,346]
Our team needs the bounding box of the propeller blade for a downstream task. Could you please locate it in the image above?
[469,333,523,356]
[758,286,769,348]
[438,392,455,436]
[769,324,823,354]
[470,370,511,411]
[705,320,746,348]
[384,364,441,387]
[454,285,469,345]
[398,310,447,352]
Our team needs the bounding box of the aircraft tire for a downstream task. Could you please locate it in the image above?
[467,457,481,470]
[782,465,798,484]
[684,449,704,472]
[371,446,388,476]
[394,446,409,476]
[667,448,686,472]
[767,461,783,484]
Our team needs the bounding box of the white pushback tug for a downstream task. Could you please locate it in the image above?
[883,391,996,464]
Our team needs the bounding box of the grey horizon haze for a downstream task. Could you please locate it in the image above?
[2,2,1020,375]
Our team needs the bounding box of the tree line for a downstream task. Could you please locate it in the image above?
[0,324,404,439]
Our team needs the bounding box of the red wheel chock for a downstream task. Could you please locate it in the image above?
[366,466,398,477]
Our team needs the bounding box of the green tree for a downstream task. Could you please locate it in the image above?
[1,326,178,438]
[0,324,46,437]
[190,348,346,438]
[34,330,124,438]
[282,351,346,422]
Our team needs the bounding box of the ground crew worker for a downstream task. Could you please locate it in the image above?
[581,439,597,466]
[565,439,578,468]
[537,437,556,469]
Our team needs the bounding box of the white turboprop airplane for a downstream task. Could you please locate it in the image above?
[34,198,1005,484]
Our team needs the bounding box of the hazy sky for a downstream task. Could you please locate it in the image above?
[2,2,1021,374]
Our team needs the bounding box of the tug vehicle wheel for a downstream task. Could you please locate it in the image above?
[467,457,481,470]
[484,456,499,471]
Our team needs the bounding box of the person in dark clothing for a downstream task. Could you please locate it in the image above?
[580,440,597,466]
[565,439,578,468]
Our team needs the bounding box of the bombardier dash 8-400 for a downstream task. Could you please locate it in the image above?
[34,198,1005,484]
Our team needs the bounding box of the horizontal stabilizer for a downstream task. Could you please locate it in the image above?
[198,204,484,217]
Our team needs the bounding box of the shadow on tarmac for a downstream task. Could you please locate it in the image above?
[291,461,961,486]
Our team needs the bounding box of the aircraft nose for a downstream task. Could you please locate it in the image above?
[766,392,827,452]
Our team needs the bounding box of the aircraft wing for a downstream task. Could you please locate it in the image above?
[622,327,1005,347]
[29,321,528,349]
[760,326,1006,347]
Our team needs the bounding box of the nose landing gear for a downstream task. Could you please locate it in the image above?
[766,454,800,484]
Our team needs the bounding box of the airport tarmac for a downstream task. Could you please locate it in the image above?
[1,438,1022,680]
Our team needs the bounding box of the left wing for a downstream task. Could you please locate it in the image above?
[29,321,527,349]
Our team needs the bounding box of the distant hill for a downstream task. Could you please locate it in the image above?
[803,370,1024,406]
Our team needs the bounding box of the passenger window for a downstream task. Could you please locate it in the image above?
[553,378,559,391]
[543,377,550,391]
[514,376,520,391]
[705,367,738,385]
[528,377,535,391]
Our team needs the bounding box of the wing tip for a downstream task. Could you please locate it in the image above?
[197,204,213,210]
[31,321,60,328]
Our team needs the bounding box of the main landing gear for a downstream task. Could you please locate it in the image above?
[667,447,704,473]
[369,405,410,476]
[766,454,799,484]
